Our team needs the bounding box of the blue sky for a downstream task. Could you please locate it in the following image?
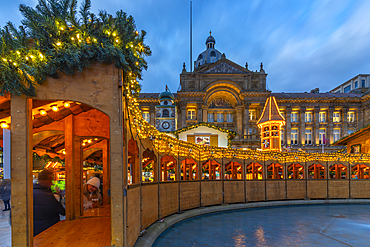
[1,0,370,94]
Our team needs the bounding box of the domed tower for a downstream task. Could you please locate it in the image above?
[155,86,177,132]
[194,31,222,70]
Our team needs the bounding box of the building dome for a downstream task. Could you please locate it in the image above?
[206,35,215,45]
[194,32,222,70]
[159,89,175,101]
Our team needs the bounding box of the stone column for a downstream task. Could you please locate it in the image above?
[314,106,320,145]
[286,106,292,145]
[244,104,250,139]
[203,106,208,123]
[236,106,243,140]
[328,106,334,145]
[150,105,155,126]
[181,105,186,127]
[342,107,348,137]
[300,108,305,145]
[197,104,202,123]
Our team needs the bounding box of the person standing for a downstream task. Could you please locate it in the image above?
[33,169,65,236]
[0,179,11,211]
[82,176,103,210]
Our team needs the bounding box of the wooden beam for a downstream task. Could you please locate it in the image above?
[64,115,75,220]
[11,96,33,246]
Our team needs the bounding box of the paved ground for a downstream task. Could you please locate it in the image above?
[0,200,11,247]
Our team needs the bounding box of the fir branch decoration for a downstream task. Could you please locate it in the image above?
[0,0,151,96]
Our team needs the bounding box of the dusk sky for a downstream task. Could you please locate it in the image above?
[1,0,370,94]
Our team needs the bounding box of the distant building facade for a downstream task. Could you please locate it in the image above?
[139,34,370,152]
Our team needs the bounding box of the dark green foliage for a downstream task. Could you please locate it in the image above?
[0,0,150,96]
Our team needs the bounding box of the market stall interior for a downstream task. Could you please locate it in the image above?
[0,97,111,244]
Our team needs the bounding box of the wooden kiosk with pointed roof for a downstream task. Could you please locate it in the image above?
[257,96,285,151]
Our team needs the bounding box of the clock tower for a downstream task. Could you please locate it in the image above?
[155,86,177,132]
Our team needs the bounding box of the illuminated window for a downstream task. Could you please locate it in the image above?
[305,128,312,144]
[142,111,150,122]
[249,110,256,120]
[207,113,214,122]
[291,112,298,123]
[226,113,233,122]
[319,112,326,122]
[333,128,340,142]
[319,128,326,144]
[333,112,340,123]
[305,112,312,123]
[291,128,298,145]
[347,111,355,122]
[217,113,223,122]
[187,109,196,120]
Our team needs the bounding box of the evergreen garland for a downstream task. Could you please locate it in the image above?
[0,0,150,96]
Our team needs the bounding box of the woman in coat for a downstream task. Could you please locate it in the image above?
[0,179,11,211]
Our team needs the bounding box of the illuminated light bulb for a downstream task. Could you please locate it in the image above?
[0,121,9,129]
[130,44,133,48]
[113,32,116,36]
[135,62,139,66]
[107,31,110,35]
[13,62,17,66]
[63,101,70,108]
[93,38,97,42]
[56,42,61,46]
[60,27,64,30]
[62,150,66,155]
[39,109,47,116]
[115,39,119,43]
[16,51,20,55]
[30,55,34,59]
[135,31,139,35]
[94,138,98,141]
[71,37,75,40]
[87,139,92,143]
[82,143,86,146]
[39,53,44,59]
[51,105,59,112]
[25,56,29,60]
[2,58,6,62]
[77,34,80,39]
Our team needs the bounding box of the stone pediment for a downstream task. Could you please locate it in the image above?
[202,62,248,74]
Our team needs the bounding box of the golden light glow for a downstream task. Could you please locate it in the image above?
[51,105,59,112]
[0,121,9,129]
[87,139,92,143]
[56,42,61,46]
[63,101,70,108]
[39,109,47,116]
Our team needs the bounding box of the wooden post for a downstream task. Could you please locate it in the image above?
[11,96,33,247]
[65,115,75,220]
[102,139,109,205]
[73,136,82,218]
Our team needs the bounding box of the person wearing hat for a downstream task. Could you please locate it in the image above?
[33,169,65,236]
[83,176,103,210]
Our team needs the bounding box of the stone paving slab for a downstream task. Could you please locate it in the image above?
[0,200,11,247]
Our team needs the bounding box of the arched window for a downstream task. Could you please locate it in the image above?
[162,109,169,117]
[246,162,263,180]
[308,164,325,179]
[329,164,347,179]
[288,164,304,179]
[351,164,369,179]
[267,163,283,179]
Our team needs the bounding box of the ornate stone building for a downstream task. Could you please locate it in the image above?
[139,34,370,152]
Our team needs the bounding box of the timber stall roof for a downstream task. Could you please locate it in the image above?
[271,92,361,98]
[333,123,370,146]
